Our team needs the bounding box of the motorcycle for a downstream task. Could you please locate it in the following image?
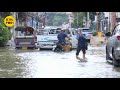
[53,39,72,52]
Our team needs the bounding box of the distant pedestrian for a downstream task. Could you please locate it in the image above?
[76,29,88,62]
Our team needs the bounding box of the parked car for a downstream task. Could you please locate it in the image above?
[106,23,120,67]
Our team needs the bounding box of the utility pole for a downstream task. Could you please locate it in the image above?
[110,12,116,32]
[110,12,113,32]
[108,12,110,32]
[11,12,18,39]
[114,12,116,27]
[96,12,99,33]
[110,12,112,32]
[77,12,78,27]
[87,12,89,28]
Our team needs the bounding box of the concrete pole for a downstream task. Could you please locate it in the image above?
[110,12,113,32]
[11,12,16,29]
[96,12,99,33]
[11,12,16,38]
[87,12,89,28]
[114,12,116,27]
[110,12,116,32]
[108,12,110,32]
[77,12,78,27]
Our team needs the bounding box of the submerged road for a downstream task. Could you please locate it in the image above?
[0,45,120,78]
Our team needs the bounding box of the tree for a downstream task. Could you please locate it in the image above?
[46,12,69,26]
[52,13,69,26]
[45,12,56,26]
[71,12,86,28]
[0,16,11,47]
[89,12,96,21]
[89,12,97,30]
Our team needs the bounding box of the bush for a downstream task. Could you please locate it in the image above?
[0,16,11,47]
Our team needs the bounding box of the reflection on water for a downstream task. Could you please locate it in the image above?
[113,67,120,72]
[15,49,120,78]
[0,47,31,78]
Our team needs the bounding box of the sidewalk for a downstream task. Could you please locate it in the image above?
[90,36,107,46]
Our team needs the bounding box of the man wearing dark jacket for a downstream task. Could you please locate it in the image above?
[76,29,87,62]
[57,29,68,45]
[54,29,70,51]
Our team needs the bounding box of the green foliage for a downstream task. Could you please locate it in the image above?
[89,12,96,21]
[72,12,86,28]
[53,13,69,26]
[46,13,69,26]
[72,12,97,28]
[46,12,56,26]
[0,16,11,46]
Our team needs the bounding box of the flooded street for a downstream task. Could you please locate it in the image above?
[1,12,120,78]
[1,45,120,78]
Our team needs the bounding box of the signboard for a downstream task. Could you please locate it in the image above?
[4,16,16,27]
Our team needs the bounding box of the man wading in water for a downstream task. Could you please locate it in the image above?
[76,29,88,62]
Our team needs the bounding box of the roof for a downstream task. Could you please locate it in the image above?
[15,26,35,31]
[15,27,24,31]
[78,28,90,29]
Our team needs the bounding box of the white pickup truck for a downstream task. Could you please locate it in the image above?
[36,28,78,50]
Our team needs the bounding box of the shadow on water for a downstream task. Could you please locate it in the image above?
[113,67,120,72]
[15,48,53,53]
[0,47,30,78]
[106,59,120,72]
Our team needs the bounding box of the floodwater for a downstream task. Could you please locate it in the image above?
[0,45,120,78]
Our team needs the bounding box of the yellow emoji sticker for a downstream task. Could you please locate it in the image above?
[4,16,16,27]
